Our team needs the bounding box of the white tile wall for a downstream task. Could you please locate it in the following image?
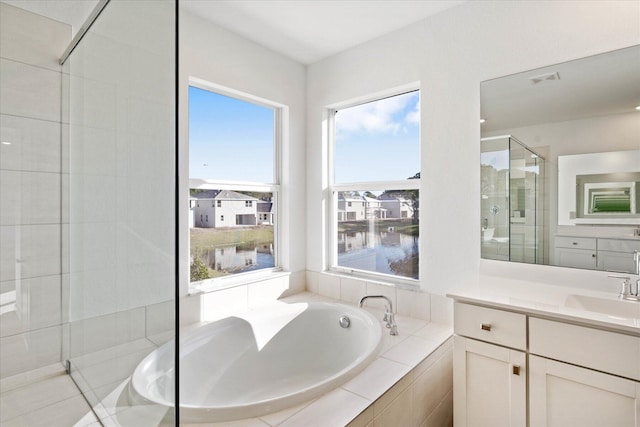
[310,271,435,322]
[0,3,70,380]
[0,114,61,173]
[0,3,71,72]
[0,170,61,225]
[0,275,61,338]
[0,58,61,122]
[0,325,62,378]
[0,224,61,282]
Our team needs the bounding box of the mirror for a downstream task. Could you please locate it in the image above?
[480,45,640,273]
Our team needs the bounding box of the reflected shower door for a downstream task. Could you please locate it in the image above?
[481,137,511,261]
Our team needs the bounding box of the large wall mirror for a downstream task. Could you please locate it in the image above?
[480,45,640,274]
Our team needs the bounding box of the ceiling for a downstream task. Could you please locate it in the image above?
[481,45,640,133]
[181,0,466,64]
[2,0,466,65]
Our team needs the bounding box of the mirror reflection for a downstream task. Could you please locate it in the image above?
[480,45,640,273]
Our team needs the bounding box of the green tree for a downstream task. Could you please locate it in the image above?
[190,256,210,281]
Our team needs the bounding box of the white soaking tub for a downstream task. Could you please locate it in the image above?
[130,301,382,423]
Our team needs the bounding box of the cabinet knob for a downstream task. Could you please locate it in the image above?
[512,365,520,376]
[592,254,596,258]
[480,323,492,331]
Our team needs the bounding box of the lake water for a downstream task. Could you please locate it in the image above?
[338,230,419,279]
[195,230,418,279]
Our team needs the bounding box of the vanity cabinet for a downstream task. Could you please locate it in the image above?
[554,236,597,270]
[554,236,640,273]
[453,302,527,427]
[529,317,640,427]
[529,356,640,427]
[453,301,640,427]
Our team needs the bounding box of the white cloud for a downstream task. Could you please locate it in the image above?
[405,99,420,125]
[336,91,418,135]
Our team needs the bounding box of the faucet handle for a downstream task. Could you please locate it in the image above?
[608,274,631,297]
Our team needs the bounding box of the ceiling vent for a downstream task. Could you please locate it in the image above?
[529,71,560,85]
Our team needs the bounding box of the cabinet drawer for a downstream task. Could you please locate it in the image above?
[454,302,526,350]
[598,238,640,253]
[555,236,596,250]
[529,317,640,381]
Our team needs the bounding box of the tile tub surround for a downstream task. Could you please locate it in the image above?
[0,291,452,427]
[181,292,453,426]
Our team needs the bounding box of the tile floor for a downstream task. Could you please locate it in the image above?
[0,366,99,427]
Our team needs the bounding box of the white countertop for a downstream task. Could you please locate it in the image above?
[447,275,640,336]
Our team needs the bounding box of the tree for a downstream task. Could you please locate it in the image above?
[190,256,210,281]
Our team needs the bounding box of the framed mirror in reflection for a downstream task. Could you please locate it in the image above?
[480,45,640,274]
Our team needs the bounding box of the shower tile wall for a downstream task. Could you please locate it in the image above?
[0,3,70,378]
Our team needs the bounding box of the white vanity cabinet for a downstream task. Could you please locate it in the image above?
[529,317,640,427]
[453,302,527,427]
[529,356,640,427]
[554,236,640,273]
[597,238,640,273]
[453,301,640,427]
[554,236,597,270]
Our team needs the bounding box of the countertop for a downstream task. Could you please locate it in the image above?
[447,275,640,336]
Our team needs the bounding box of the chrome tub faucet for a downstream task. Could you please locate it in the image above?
[359,295,398,335]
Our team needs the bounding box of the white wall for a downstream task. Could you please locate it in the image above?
[306,0,640,295]
[178,10,308,298]
[0,3,70,378]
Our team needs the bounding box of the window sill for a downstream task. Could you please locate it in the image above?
[189,269,290,295]
[327,268,420,291]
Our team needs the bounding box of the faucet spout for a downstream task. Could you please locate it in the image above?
[359,295,398,335]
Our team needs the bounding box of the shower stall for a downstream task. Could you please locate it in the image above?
[60,0,177,423]
[480,136,546,265]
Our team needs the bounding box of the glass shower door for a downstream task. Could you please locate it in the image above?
[61,1,177,424]
[481,136,545,264]
[481,137,511,261]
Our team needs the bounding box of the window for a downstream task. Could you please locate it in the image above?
[189,83,280,284]
[330,90,420,281]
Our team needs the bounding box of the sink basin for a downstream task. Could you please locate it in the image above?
[564,294,640,319]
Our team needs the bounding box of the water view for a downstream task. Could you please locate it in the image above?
[338,228,419,279]
[190,226,275,280]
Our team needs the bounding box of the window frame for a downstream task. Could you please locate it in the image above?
[188,78,283,290]
[327,87,420,286]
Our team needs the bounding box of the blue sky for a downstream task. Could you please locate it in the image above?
[189,86,420,185]
[189,86,274,183]
[335,90,420,183]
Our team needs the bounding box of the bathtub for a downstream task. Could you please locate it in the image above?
[130,301,382,422]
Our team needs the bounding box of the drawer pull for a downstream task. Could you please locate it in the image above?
[480,323,492,331]
[513,365,520,376]
[572,242,578,245]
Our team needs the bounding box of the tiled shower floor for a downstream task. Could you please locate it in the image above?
[0,366,99,427]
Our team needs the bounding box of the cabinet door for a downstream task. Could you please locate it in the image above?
[555,247,597,269]
[453,336,526,427]
[530,355,640,427]
[597,250,637,274]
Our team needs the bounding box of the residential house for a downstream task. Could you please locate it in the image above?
[191,190,260,228]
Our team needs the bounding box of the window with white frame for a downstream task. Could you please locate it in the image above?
[189,84,280,284]
[330,90,420,281]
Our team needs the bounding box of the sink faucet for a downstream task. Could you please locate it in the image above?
[608,274,640,301]
[359,295,398,335]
